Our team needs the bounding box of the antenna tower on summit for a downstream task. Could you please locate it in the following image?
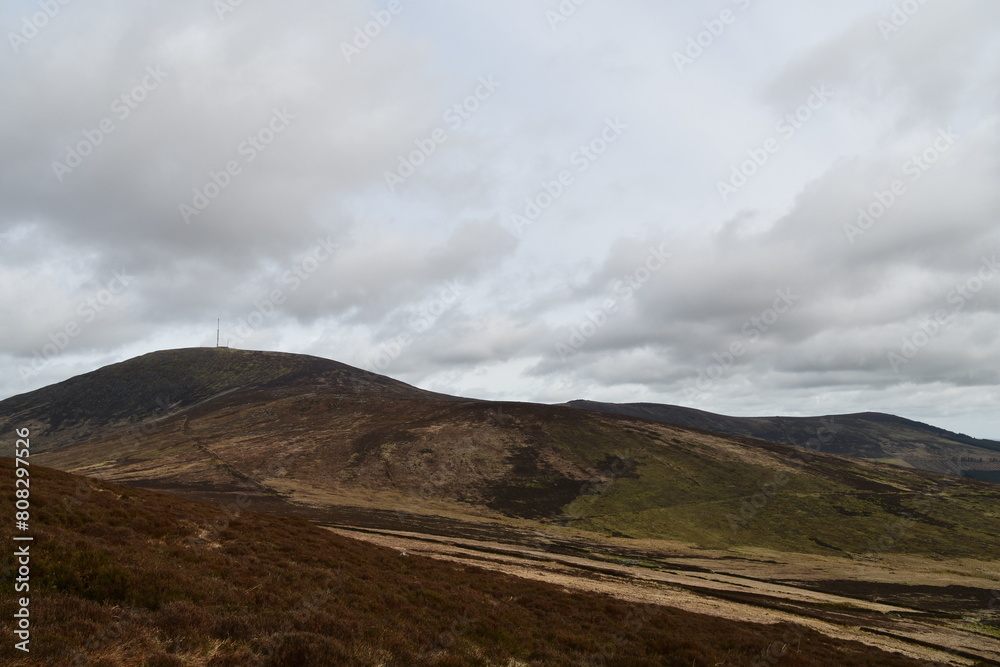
[216,319,220,348]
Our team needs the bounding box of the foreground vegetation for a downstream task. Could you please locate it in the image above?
[0,460,946,666]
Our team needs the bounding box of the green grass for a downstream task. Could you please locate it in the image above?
[541,418,1000,558]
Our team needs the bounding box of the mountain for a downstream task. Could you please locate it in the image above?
[6,460,939,666]
[5,348,1000,663]
[0,348,455,453]
[565,400,1000,480]
[4,348,1000,561]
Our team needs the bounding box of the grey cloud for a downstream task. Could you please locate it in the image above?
[3,2,999,439]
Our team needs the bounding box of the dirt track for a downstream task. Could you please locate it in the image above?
[137,484,1000,665]
[326,525,1000,666]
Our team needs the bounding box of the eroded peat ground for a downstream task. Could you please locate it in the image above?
[152,481,1000,666]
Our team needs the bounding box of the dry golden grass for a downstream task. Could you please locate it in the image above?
[0,459,956,666]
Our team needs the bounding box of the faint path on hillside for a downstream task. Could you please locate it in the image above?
[327,526,1000,667]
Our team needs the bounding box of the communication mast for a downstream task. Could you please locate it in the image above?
[216,319,221,348]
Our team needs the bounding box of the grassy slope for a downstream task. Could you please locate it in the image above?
[538,411,1000,557]
[565,401,1000,458]
[0,348,443,452]
[10,349,1000,560]
[28,390,1000,560]
[0,460,942,667]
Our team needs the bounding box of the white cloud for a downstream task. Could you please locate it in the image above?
[2,1,999,439]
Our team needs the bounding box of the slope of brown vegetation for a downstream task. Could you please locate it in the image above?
[0,459,950,666]
[565,400,1000,477]
[21,350,1000,559]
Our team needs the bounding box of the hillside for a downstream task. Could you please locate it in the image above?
[4,348,1000,560]
[0,348,454,453]
[0,460,941,666]
[565,400,1000,480]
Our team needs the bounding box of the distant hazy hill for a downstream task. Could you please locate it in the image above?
[565,400,1000,481]
[4,348,1000,559]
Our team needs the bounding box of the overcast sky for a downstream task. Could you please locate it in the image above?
[2,0,999,439]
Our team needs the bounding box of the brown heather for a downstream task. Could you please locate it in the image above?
[0,459,954,666]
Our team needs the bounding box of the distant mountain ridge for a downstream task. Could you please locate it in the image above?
[564,400,1000,480]
[4,347,1000,559]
